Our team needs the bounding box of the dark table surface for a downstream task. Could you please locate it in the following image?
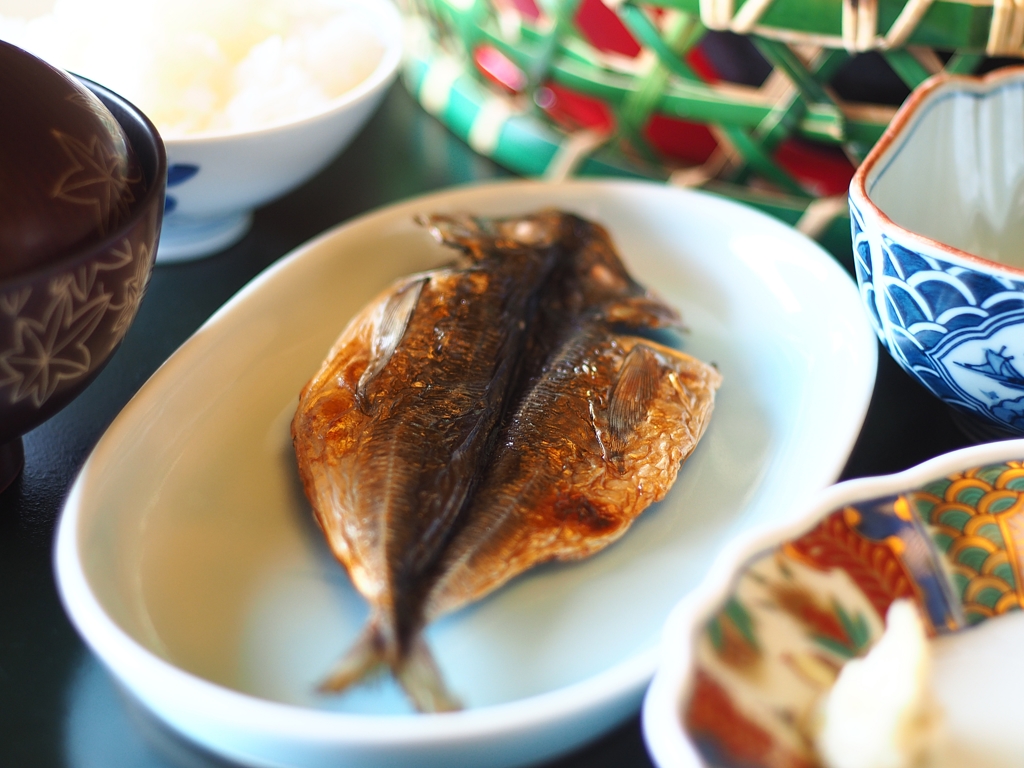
[0,82,979,768]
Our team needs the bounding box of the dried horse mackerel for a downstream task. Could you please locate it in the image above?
[292,210,721,711]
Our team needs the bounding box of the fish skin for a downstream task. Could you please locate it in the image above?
[423,334,721,620]
[291,210,719,711]
[293,213,574,663]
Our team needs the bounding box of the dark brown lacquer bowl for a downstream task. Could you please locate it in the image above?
[0,41,166,492]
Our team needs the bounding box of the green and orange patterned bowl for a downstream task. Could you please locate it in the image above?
[643,440,1024,768]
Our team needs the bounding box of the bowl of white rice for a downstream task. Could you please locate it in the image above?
[1,0,403,261]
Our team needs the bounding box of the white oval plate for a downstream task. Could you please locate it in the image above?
[55,179,877,768]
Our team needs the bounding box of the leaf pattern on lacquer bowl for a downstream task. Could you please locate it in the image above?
[51,129,137,235]
[64,89,123,146]
[106,240,151,336]
[0,230,150,409]
[0,272,112,408]
[0,287,31,317]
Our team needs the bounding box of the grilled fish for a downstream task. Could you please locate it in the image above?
[292,210,721,711]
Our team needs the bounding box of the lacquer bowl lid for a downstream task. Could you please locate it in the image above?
[0,40,144,280]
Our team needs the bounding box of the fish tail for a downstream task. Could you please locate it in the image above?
[317,624,387,693]
[318,622,461,713]
[394,636,461,713]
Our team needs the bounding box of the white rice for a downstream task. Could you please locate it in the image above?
[0,0,386,137]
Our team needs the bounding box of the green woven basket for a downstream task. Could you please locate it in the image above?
[403,0,1021,258]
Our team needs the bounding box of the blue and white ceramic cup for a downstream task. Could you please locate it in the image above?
[850,66,1024,435]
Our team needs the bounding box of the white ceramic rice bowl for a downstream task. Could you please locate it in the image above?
[157,0,403,262]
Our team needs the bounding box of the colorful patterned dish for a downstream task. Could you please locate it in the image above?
[849,67,1024,437]
[643,439,1024,768]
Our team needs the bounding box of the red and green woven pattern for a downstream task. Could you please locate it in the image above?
[404,0,1018,257]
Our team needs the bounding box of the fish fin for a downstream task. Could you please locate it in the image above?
[418,214,489,261]
[607,344,661,446]
[318,623,461,713]
[419,211,572,258]
[603,294,684,330]
[317,625,387,693]
[357,277,427,397]
[395,637,461,713]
